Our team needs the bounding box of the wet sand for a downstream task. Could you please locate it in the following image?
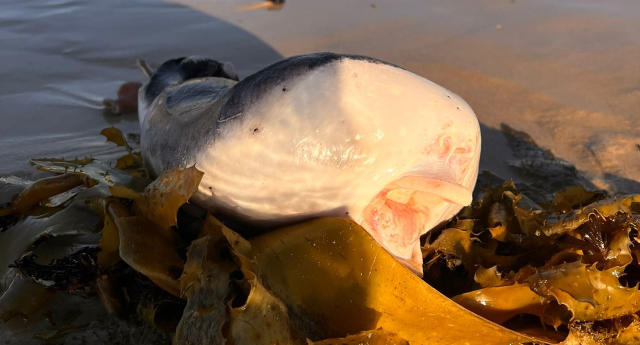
[1,1,639,343]
[1,0,638,192]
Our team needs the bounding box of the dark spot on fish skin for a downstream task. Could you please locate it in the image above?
[282,87,287,92]
[253,127,261,134]
[636,144,640,151]
[456,106,461,110]
[447,95,451,99]
[345,211,349,215]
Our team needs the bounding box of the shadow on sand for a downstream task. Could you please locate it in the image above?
[479,122,640,198]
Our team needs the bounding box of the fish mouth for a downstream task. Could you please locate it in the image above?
[361,174,472,274]
[386,175,472,206]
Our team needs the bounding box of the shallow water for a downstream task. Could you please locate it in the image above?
[2,0,639,191]
[0,0,282,178]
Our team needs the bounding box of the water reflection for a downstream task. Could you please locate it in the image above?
[0,0,282,177]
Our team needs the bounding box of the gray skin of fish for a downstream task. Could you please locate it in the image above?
[138,53,481,273]
[139,53,392,176]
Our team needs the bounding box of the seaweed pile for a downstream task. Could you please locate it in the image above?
[1,127,640,345]
[424,172,640,344]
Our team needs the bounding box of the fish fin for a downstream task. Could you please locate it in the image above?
[389,176,472,206]
[136,59,154,79]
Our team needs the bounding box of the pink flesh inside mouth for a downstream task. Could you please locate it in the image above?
[361,175,472,275]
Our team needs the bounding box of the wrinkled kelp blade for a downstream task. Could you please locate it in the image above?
[0,187,105,279]
[115,216,183,296]
[228,271,305,345]
[311,329,409,345]
[452,284,564,327]
[0,173,92,216]
[175,232,233,345]
[97,199,130,268]
[31,158,149,192]
[176,215,305,345]
[526,262,640,321]
[542,195,640,236]
[134,166,203,231]
[240,218,544,345]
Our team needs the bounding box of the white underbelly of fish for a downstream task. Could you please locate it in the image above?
[189,58,479,228]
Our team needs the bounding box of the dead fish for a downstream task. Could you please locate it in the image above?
[138,53,481,274]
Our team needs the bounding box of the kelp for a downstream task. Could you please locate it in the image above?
[424,227,518,272]
[231,218,539,344]
[526,262,640,321]
[175,215,306,345]
[3,125,640,345]
[101,126,147,178]
[114,215,183,296]
[172,215,539,345]
[102,82,142,115]
[423,171,640,342]
[96,199,125,268]
[100,166,204,296]
[30,126,150,191]
[0,184,105,281]
[0,173,94,217]
[311,329,409,345]
[13,246,99,291]
[474,265,509,288]
[175,232,233,345]
[132,166,203,231]
[31,157,149,192]
[452,284,562,326]
[0,127,184,344]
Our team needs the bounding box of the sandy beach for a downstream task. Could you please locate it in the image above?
[1,1,640,343]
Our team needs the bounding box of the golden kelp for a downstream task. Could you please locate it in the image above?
[452,284,553,325]
[132,167,203,231]
[310,329,409,345]
[176,215,305,345]
[101,166,204,296]
[171,215,540,345]
[4,125,640,345]
[228,218,539,345]
[0,173,94,216]
[175,231,234,345]
[100,127,129,147]
[424,173,640,342]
